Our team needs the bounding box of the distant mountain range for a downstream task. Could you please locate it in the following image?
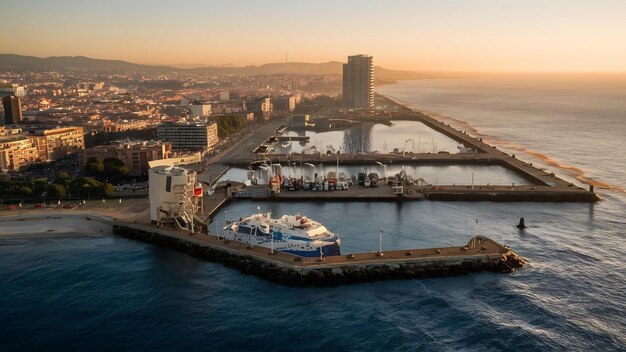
[0,54,440,81]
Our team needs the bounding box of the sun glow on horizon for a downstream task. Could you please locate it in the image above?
[2,0,626,73]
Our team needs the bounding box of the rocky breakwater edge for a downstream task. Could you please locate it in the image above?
[113,224,525,287]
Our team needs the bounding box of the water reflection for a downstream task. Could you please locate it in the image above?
[217,164,531,186]
[343,123,374,153]
[274,120,461,154]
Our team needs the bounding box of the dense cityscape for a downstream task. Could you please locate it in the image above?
[1,1,625,351]
[0,60,347,200]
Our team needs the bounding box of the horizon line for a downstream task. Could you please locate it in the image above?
[2,52,626,75]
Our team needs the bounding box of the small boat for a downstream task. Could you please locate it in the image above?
[457,145,476,154]
[222,210,341,257]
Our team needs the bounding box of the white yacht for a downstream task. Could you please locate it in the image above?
[222,210,341,257]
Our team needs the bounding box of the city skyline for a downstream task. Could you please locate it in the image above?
[2,0,626,73]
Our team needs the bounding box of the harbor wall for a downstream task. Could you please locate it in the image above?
[112,224,525,287]
[425,190,599,202]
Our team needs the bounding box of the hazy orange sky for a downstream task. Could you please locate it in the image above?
[2,0,626,72]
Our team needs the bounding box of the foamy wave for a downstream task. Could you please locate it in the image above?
[380,95,626,195]
[423,111,626,194]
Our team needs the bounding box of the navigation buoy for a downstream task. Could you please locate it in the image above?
[517,217,527,229]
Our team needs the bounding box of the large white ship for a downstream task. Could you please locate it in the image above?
[222,210,341,257]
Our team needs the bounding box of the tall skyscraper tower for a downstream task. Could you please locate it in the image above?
[2,96,23,125]
[343,54,374,109]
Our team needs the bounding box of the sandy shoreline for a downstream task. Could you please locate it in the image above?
[0,213,114,239]
[0,203,150,239]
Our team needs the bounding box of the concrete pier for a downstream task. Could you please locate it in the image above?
[215,96,598,203]
[239,184,598,202]
[112,221,525,287]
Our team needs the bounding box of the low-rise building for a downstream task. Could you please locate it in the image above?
[247,96,272,119]
[76,82,104,92]
[0,84,26,97]
[156,122,219,151]
[80,141,171,176]
[105,119,150,132]
[210,100,247,114]
[27,126,85,161]
[273,96,296,112]
[292,114,310,128]
[0,136,38,171]
[0,125,23,136]
[148,152,202,169]
[188,103,212,117]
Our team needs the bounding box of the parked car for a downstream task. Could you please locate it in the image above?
[337,181,349,190]
[358,172,367,186]
[368,173,380,187]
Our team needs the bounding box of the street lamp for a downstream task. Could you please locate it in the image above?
[304,163,316,181]
[374,161,386,181]
[377,228,384,256]
[290,161,297,178]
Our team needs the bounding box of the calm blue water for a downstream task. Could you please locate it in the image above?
[2,76,625,351]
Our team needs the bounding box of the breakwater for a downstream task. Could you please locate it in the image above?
[112,223,525,287]
[219,94,598,203]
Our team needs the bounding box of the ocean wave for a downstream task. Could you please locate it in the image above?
[425,110,626,195]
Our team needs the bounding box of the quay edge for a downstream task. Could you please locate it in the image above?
[112,223,525,287]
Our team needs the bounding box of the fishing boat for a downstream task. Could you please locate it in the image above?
[457,145,476,154]
[222,209,341,257]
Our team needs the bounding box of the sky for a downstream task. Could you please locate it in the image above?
[1,0,626,72]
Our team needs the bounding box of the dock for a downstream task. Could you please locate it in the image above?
[237,184,597,202]
[275,135,310,142]
[112,220,525,286]
[214,98,597,203]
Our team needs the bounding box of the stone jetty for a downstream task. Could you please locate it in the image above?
[113,222,525,287]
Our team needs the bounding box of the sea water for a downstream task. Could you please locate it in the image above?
[2,75,625,351]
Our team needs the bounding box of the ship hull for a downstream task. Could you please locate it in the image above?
[223,231,341,257]
[281,243,341,257]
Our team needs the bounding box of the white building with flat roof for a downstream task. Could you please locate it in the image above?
[189,103,212,117]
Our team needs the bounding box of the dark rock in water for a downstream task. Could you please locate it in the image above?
[516,217,527,229]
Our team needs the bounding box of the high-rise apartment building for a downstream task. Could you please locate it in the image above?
[2,96,23,124]
[342,54,374,109]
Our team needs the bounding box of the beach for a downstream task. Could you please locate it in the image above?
[0,200,151,239]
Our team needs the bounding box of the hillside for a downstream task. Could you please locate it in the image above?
[0,54,434,81]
